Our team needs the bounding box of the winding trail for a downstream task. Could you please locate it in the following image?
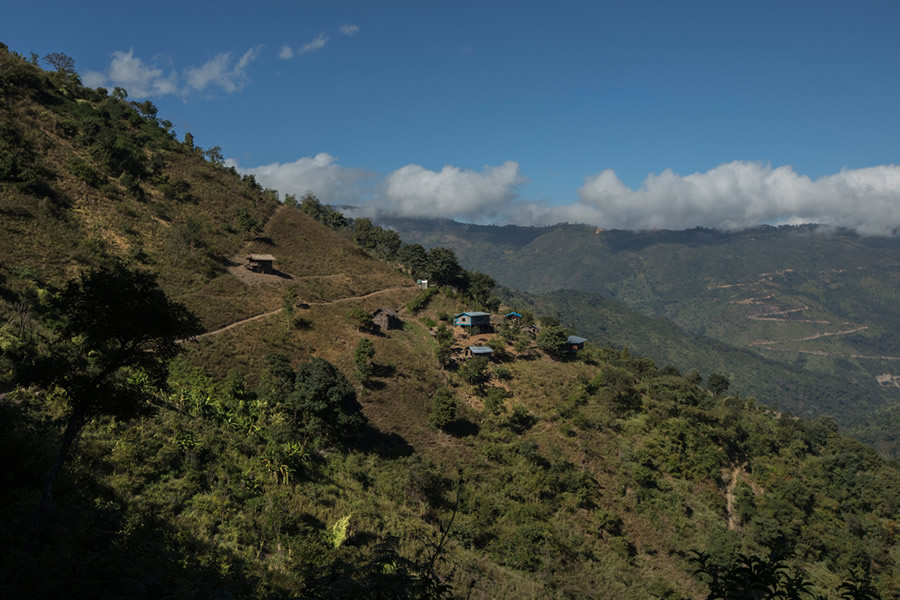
[183,285,415,341]
[725,467,741,531]
[749,325,868,347]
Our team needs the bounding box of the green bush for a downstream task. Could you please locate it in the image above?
[429,388,457,430]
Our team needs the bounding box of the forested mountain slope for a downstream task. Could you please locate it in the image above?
[1,44,898,599]
[382,217,900,458]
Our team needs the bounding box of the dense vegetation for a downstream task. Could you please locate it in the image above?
[1,44,898,599]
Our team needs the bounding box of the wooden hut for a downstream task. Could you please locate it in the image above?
[372,307,401,331]
[246,254,276,273]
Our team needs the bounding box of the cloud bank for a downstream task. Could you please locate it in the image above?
[226,153,374,205]
[83,47,260,99]
[378,162,527,221]
[556,162,900,236]
[227,155,900,236]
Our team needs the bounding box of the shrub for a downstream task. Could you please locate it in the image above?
[429,388,457,430]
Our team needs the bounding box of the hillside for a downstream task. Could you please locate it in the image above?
[1,45,898,599]
[380,217,900,457]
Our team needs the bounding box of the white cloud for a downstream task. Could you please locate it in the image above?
[519,161,900,236]
[83,49,178,98]
[377,161,527,220]
[227,153,374,205]
[299,32,329,55]
[185,46,261,93]
[339,24,360,36]
[84,46,261,98]
[279,44,294,60]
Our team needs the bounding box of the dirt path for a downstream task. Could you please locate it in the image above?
[183,285,415,341]
[760,347,900,360]
[749,325,868,347]
[724,466,741,530]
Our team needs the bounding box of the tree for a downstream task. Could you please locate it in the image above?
[183,131,194,149]
[434,324,454,369]
[204,146,224,165]
[20,263,201,528]
[300,193,324,220]
[536,325,568,357]
[282,287,298,331]
[398,243,429,279]
[355,338,375,381]
[43,52,75,74]
[460,356,489,388]
[708,373,731,397]
[288,358,364,446]
[465,271,496,307]
[429,388,457,430]
[426,247,464,287]
[134,100,158,119]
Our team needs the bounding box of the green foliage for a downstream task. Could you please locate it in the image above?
[346,307,374,331]
[426,247,464,287]
[67,158,103,187]
[300,193,347,229]
[433,324,454,368]
[460,356,489,387]
[493,364,512,380]
[329,514,353,549]
[397,243,429,279]
[288,358,364,447]
[708,372,731,396]
[536,324,569,356]
[506,403,535,433]
[464,270,496,307]
[406,286,439,314]
[483,386,509,416]
[354,337,375,380]
[429,387,457,430]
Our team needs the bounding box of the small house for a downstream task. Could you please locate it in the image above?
[416,279,429,289]
[453,312,491,329]
[466,346,494,358]
[372,307,401,331]
[246,254,276,274]
[565,335,587,352]
[504,312,523,324]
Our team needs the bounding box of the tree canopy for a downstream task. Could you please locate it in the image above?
[289,358,364,446]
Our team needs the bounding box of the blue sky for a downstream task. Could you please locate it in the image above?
[5,1,900,233]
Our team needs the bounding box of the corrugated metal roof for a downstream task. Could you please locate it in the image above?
[468,346,494,354]
[247,254,276,261]
[567,335,587,344]
[461,311,491,317]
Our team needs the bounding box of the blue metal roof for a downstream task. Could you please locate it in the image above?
[567,335,587,344]
[504,312,523,318]
[468,346,494,354]
[455,311,491,317]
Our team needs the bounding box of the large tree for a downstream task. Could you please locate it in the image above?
[289,358,364,446]
[426,247,464,287]
[21,263,201,527]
